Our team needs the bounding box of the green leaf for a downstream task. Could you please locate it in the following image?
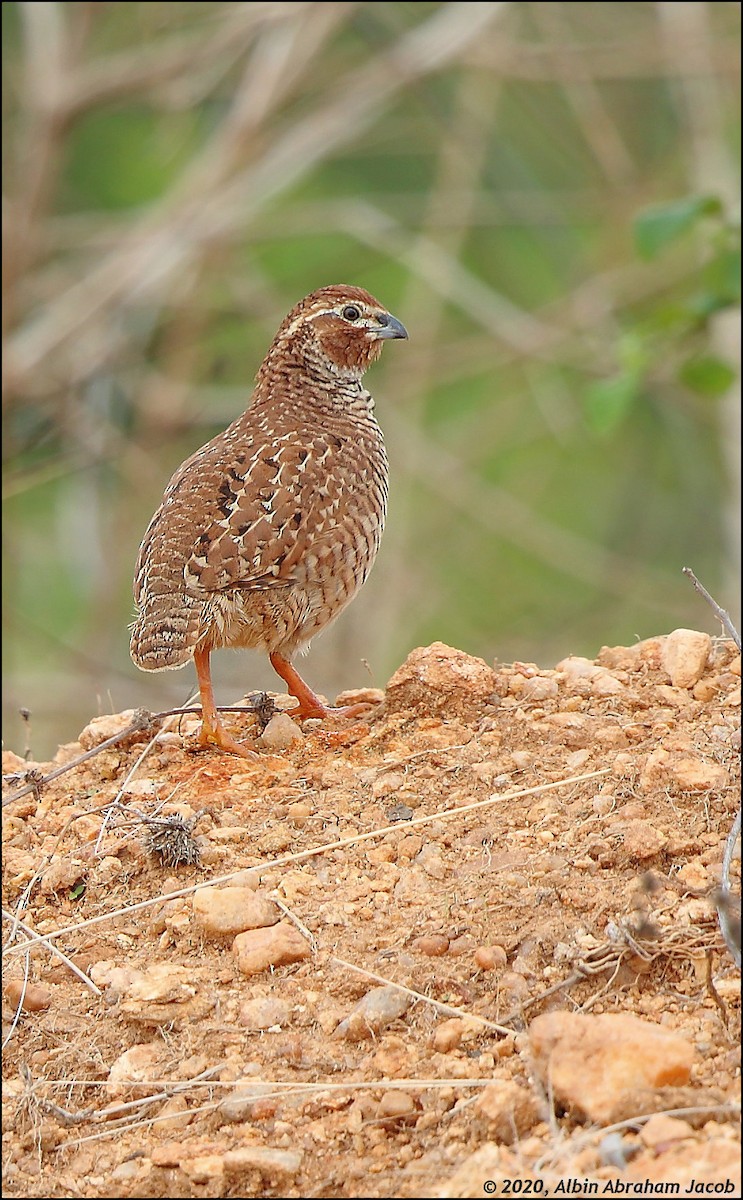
[69,881,86,901]
[679,354,736,398]
[634,195,723,260]
[584,372,641,435]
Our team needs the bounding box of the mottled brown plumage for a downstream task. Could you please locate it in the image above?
[130,285,407,756]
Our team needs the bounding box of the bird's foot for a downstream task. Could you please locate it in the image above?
[197,719,258,759]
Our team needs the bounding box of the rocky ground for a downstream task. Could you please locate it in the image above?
[2,631,741,1199]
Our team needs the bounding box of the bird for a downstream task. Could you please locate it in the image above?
[130,284,408,758]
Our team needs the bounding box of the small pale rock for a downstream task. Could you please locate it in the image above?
[192,885,278,937]
[233,921,311,976]
[412,934,450,957]
[661,628,712,688]
[639,1113,694,1147]
[40,858,85,895]
[640,747,672,790]
[334,985,411,1041]
[621,820,668,860]
[416,843,447,879]
[474,945,507,971]
[4,981,52,1012]
[474,1080,540,1144]
[670,757,727,792]
[529,1012,694,1123]
[626,1139,740,1192]
[385,642,497,720]
[239,996,290,1029]
[433,1018,465,1053]
[107,1043,163,1097]
[218,1084,275,1122]
[591,671,625,696]
[156,1095,193,1132]
[223,1147,302,1179]
[521,676,558,701]
[78,710,146,749]
[438,1144,507,1199]
[377,1090,417,1124]
[115,963,211,1026]
[334,687,385,708]
[258,713,304,750]
[180,1155,225,1184]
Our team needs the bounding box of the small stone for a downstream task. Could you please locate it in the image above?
[377,1090,417,1125]
[433,1018,465,1053]
[661,628,712,688]
[334,687,385,709]
[416,843,447,879]
[474,945,507,971]
[334,985,411,1041]
[670,757,727,792]
[258,713,304,750]
[156,1095,193,1132]
[412,934,450,957]
[385,642,498,720]
[4,981,52,1012]
[233,921,312,976]
[239,997,290,1030]
[116,964,210,1026]
[107,1043,163,1097]
[621,820,668,860]
[218,1084,275,1122]
[223,1147,302,1179]
[180,1155,224,1184]
[529,1012,694,1124]
[639,1113,694,1147]
[475,1081,540,1144]
[78,710,148,749]
[521,676,558,701]
[192,886,278,937]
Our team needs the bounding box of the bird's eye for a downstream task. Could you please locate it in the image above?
[341,305,361,322]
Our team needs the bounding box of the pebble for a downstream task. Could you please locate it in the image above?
[670,757,727,792]
[474,1080,540,1144]
[416,843,447,879]
[661,628,711,688]
[529,1011,694,1123]
[4,981,52,1012]
[474,945,507,971]
[412,934,449,956]
[223,1147,302,1179]
[334,985,411,1041]
[156,1095,193,1132]
[107,1043,163,1097]
[521,676,558,701]
[384,642,498,719]
[640,1112,695,1147]
[620,819,668,860]
[192,886,278,937]
[432,1018,465,1053]
[258,713,304,750]
[377,1090,418,1126]
[239,996,290,1030]
[78,710,146,749]
[233,921,312,976]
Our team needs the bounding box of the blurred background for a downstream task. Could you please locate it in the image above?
[3,1,740,760]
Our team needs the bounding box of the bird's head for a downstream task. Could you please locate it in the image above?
[267,285,408,380]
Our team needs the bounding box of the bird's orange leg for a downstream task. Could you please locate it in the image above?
[269,652,372,721]
[193,647,257,759]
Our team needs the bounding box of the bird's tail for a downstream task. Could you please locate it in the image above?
[129,594,201,672]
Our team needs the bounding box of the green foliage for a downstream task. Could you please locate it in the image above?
[583,195,740,435]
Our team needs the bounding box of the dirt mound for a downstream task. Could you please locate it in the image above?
[2,633,740,1198]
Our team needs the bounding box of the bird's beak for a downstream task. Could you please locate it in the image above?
[370,312,408,340]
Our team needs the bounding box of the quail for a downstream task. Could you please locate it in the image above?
[130,285,407,757]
